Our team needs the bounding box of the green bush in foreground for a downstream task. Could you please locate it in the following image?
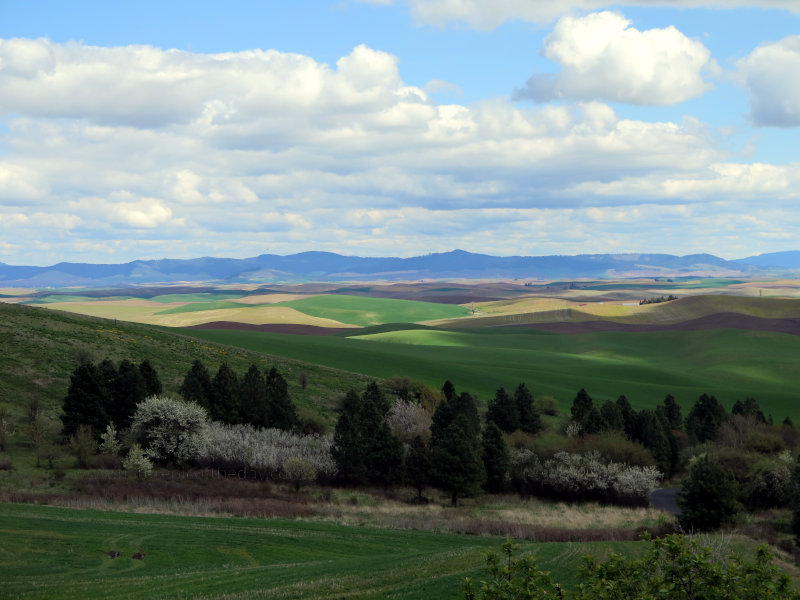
[465,535,800,599]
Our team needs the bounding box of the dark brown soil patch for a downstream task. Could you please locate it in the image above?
[507,312,800,336]
[188,322,359,336]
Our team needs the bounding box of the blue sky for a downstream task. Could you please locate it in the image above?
[1,0,800,265]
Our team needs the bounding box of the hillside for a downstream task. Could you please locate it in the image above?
[0,302,372,427]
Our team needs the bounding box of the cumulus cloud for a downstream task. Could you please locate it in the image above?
[0,37,789,264]
[403,0,800,29]
[514,12,714,105]
[736,36,800,127]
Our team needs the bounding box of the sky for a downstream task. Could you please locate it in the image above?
[1,1,800,265]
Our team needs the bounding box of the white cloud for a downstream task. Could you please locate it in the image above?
[113,195,173,228]
[736,36,800,127]
[0,37,792,264]
[404,0,800,29]
[514,12,714,105]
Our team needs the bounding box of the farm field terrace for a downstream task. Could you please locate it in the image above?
[0,503,634,600]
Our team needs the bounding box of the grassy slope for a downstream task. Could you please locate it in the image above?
[0,302,371,427]
[274,294,472,327]
[0,502,635,600]
[181,325,800,419]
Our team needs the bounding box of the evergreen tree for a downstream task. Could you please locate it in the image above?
[111,359,146,430]
[635,409,671,474]
[616,394,637,439]
[61,362,109,438]
[430,390,485,505]
[571,388,593,423]
[514,383,541,434]
[685,393,727,444]
[482,421,509,494]
[406,434,431,502]
[211,362,240,424]
[662,394,683,431]
[582,406,604,435]
[180,360,213,410]
[138,359,162,398]
[599,399,624,431]
[332,390,367,484]
[97,359,118,396]
[361,382,403,485]
[239,364,267,427]
[732,397,766,424]
[265,367,298,431]
[486,387,519,433]
[442,380,457,403]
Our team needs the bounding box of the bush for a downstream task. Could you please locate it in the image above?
[199,422,336,480]
[533,395,560,416]
[465,535,800,599]
[678,454,742,531]
[569,432,656,468]
[510,449,661,506]
[99,423,121,456]
[130,396,209,465]
[123,444,153,480]
[69,424,97,469]
[282,457,317,490]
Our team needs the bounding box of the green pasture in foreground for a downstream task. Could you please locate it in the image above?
[274,295,472,327]
[182,325,800,419]
[0,503,634,600]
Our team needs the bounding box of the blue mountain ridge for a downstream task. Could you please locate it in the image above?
[0,249,792,288]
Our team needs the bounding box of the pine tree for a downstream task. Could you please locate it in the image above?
[599,399,624,431]
[138,359,162,398]
[239,364,267,427]
[582,406,604,435]
[61,362,109,438]
[662,394,683,431]
[616,395,637,439]
[211,362,240,424]
[265,367,298,431]
[514,383,541,434]
[685,393,727,444]
[430,390,485,505]
[111,359,146,430]
[486,387,519,433]
[180,360,213,410]
[360,381,403,485]
[636,409,671,475]
[332,390,367,484]
[571,388,593,423]
[482,421,509,494]
[732,397,766,424]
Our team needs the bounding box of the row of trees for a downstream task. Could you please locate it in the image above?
[179,361,298,430]
[61,359,162,438]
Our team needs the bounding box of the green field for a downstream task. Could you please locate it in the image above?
[274,295,472,327]
[0,503,634,599]
[180,325,800,419]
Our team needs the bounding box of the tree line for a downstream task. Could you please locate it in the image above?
[61,359,299,440]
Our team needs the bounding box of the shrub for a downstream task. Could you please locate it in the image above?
[130,396,209,465]
[569,432,655,468]
[199,422,336,480]
[69,424,97,469]
[533,395,560,416]
[746,451,793,510]
[510,449,661,506]
[282,457,317,491]
[678,454,742,531]
[387,398,431,443]
[123,444,153,480]
[99,423,121,456]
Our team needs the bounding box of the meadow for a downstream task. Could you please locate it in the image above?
[0,502,636,599]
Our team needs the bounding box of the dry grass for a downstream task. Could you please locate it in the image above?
[0,473,673,543]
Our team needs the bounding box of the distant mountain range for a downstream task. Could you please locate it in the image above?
[1,250,799,288]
